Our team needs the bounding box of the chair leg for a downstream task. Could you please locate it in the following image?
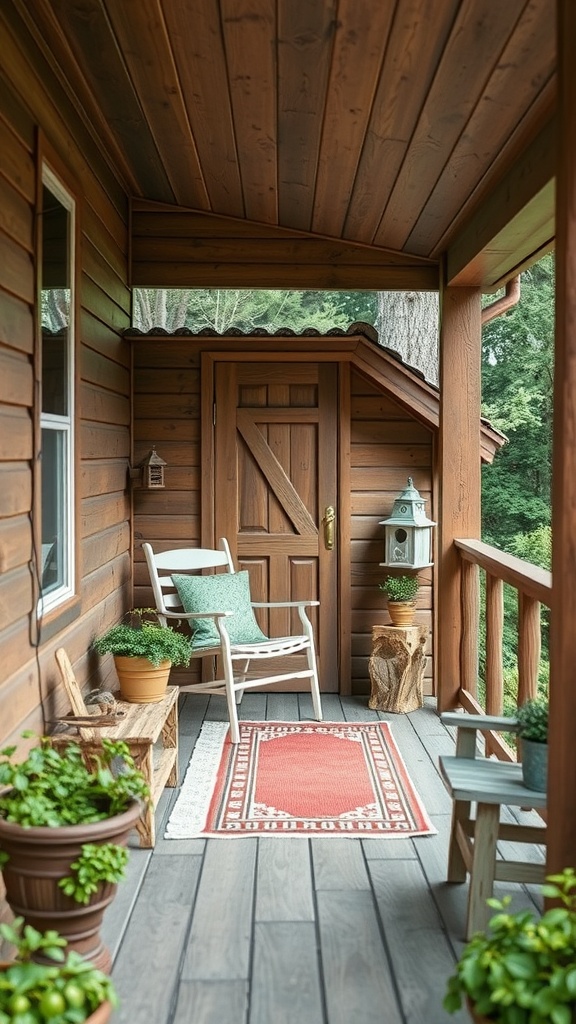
[222,651,241,744]
[235,659,250,704]
[307,641,323,722]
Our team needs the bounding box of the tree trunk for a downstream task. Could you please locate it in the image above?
[376,291,439,384]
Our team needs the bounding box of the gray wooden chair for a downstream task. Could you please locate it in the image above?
[143,539,323,744]
[439,712,547,939]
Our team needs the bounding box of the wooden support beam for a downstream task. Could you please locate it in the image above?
[548,0,576,877]
[437,286,482,711]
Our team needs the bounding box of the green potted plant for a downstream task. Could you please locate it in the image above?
[516,697,548,791]
[378,573,420,627]
[0,917,117,1023]
[444,868,576,1024]
[0,735,149,972]
[93,607,192,703]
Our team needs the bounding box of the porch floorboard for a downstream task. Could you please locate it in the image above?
[104,694,545,1024]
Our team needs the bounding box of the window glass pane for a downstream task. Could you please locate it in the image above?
[41,186,69,416]
[41,427,67,595]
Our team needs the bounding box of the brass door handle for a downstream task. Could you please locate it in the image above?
[323,506,335,550]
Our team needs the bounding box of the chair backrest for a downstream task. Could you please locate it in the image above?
[142,539,235,617]
[55,647,96,741]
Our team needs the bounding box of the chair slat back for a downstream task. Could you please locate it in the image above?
[142,540,235,616]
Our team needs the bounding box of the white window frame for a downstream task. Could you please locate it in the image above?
[39,165,76,617]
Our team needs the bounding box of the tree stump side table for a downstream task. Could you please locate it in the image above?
[368,624,427,713]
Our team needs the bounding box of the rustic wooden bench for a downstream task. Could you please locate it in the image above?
[52,648,179,848]
[439,712,547,939]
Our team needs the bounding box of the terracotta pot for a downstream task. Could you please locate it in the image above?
[0,799,141,972]
[387,600,416,627]
[113,655,171,703]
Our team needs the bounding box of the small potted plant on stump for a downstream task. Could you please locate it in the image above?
[0,917,117,1022]
[516,696,548,791]
[0,736,149,972]
[93,607,192,703]
[444,868,576,1024]
[378,573,420,627]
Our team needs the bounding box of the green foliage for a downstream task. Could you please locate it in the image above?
[0,917,117,1022]
[482,255,554,551]
[132,288,378,335]
[93,608,192,668]
[378,574,419,602]
[0,738,149,828]
[515,698,548,744]
[58,843,129,905]
[444,869,576,1023]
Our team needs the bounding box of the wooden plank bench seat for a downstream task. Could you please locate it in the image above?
[52,648,179,848]
[439,712,547,939]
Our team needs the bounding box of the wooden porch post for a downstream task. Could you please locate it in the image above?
[548,0,576,874]
[437,285,482,711]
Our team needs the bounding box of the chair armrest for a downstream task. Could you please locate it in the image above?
[441,712,520,733]
[251,600,320,608]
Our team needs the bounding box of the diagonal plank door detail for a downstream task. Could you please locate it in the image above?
[214,362,338,690]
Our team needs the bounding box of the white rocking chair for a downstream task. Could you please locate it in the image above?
[142,539,323,743]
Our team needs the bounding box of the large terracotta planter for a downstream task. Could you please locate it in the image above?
[113,655,171,703]
[387,600,416,627]
[0,799,141,972]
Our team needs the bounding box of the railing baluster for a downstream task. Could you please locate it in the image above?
[485,572,504,717]
[518,593,541,706]
[461,560,479,696]
[454,539,551,763]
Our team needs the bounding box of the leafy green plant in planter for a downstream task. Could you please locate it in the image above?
[378,574,420,626]
[93,608,192,703]
[515,697,548,791]
[0,917,116,1023]
[444,868,576,1024]
[0,736,149,971]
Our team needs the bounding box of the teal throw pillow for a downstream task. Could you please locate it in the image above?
[171,570,268,648]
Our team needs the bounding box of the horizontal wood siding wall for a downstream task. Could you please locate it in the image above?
[0,11,130,747]
[132,338,202,684]
[131,201,439,291]
[349,370,434,695]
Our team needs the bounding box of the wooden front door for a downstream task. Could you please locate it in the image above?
[213,361,338,690]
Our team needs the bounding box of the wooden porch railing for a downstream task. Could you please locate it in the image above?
[454,539,552,761]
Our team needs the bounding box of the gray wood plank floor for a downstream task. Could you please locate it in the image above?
[103,694,545,1024]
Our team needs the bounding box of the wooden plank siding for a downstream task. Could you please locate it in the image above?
[131,201,439,291]
[0,23,131,747]
[132,337,434,696]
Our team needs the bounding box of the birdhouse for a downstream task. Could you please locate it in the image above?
[379,477,435,569]
[137,446,167,489]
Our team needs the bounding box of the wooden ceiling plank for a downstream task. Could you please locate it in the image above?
[162,0,244,217]
[447,124,556,285]
[277,0,336,232]
[44,0,174,202]
[342,0,461,244]
[220,0,277,224]
[372,0,528,251]
[404,0,555,257]
[311,0,394,238]
[102,0,210,208]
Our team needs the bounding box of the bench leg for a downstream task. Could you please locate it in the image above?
[133,743,155,849]
[447,799,470,883]
[466,802,500,940]
[162,700,179,788]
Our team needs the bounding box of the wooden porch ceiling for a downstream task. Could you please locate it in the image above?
[14,0,556,290]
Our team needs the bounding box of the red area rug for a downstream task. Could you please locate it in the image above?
[165,721,436,839]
